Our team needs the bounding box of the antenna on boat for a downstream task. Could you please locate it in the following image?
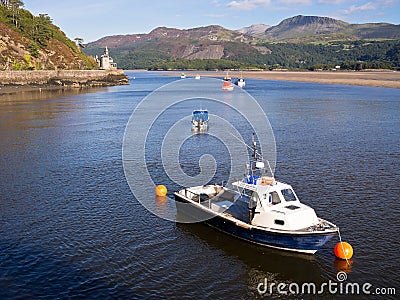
[230,132,275,178]
[252,133,257,161]
[230,132,263,159]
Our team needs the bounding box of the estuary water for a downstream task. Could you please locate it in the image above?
[0,72,399,299]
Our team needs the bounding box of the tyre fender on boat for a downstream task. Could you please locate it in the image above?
[261,177,274,185]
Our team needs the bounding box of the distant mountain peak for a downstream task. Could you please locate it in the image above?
[264,15,350,40]
[237,24,271,37]
[279,15,348,26]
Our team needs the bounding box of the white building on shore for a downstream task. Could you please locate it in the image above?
[95,47,117,70]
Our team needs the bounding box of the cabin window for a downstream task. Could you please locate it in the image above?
[285,205,300,210]
[281,188,297,202]
[275,219,285,225]
[269,192,281,205]
[250,192,259,209]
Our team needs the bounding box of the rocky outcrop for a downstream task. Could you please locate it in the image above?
[0,70,129,87]
[182,45,224,59]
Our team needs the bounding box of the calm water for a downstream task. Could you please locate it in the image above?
[0,72,399,299]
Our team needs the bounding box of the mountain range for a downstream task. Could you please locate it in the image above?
[84,15,400,70]
[240,15,400,41]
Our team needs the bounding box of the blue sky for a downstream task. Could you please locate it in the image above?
[23,0,400,42]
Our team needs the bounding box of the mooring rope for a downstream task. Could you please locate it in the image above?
[337,229,350,266]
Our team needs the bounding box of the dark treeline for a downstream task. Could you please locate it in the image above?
[148,59,258,71]
[251,40,400,70]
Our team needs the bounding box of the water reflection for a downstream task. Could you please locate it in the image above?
[175,221,327,297]
[0,86,106,103]
[334,258,354,274]
[0,87,107,130]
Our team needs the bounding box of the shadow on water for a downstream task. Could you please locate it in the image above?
[0,86,107,103]
[175,220,328,294]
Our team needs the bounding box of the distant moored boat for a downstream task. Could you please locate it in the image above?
[222,73,234,91]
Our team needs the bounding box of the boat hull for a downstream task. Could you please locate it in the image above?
[175,193,336,254]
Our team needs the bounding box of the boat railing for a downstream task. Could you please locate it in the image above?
[232,180,257,191]
[181,188,215,209]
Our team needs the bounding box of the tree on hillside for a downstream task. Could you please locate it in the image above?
[30,14,53,47]
[0,0,24,7]
[3,0,24,28]
[74,37,85,51]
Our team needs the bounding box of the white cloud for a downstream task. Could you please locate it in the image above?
[317,0,346,3]
[343,2,376,14]
[228,0,271,10]
[278,0,312,4]
[203,13,227,18]
[375,0,397,7]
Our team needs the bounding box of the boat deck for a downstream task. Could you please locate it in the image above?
[178,186,251,223]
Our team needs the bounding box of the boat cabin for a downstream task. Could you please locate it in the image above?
[232,175,320,231]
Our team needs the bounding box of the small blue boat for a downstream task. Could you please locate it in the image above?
[191,109,209,131]
[175,135,338,254]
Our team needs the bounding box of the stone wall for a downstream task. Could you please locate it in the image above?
[0,70,129,86]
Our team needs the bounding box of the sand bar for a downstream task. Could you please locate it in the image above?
[174,70,400,89]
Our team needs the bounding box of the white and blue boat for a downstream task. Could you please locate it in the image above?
[236,77,246,88]
[175,135,338,254]
[191,109,209,131]
[234,72,246,88]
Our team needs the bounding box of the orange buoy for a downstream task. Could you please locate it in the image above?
[334,242,353,260]
[155,185,167,197]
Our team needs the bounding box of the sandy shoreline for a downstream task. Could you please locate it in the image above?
[170,70,400,89]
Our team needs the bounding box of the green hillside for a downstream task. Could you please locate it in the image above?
[85,16,400,71]
[0,1,97,70]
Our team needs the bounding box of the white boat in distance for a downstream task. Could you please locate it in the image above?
[175,134,338,254]
[235,71,246,88]
[237,78,246,88]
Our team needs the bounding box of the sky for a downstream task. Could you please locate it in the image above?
[23,0,400,42]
